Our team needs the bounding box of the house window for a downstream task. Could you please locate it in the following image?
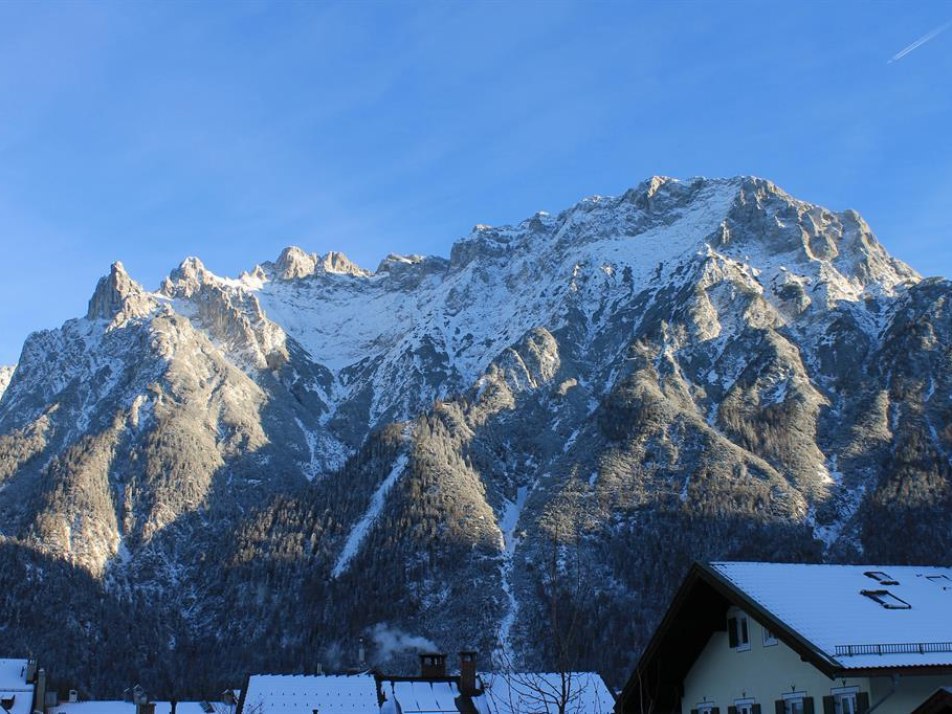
[778,692,813,714]
[732,698,757,714]
[864,571,899,585]
[728,612,750,651]
[763,626,778,647]
[833,691,857,714]
[824,688,868,714]
[692,703,718,714]
[860,589,911,609]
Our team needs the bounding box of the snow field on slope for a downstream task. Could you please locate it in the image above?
[331,454,409,578]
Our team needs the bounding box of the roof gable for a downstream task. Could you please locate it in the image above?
[616,561,952,713]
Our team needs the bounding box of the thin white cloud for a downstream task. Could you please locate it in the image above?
[889,20,952,63]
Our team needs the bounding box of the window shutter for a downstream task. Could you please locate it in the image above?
[690,710,698,714]
[741,617,749,644]
[712,709,720,714]
[728,617,739,647]
[856,692,870,713]
[752,706,762,714]
[728,707,738,714]
[803,697,815,714]
[822,696,834,714]
[775,701,785,714]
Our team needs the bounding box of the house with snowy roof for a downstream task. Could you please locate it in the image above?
[0,658,42,714]
[615,562,952,714]
[376,651,615,714]
[49,689,240,714]
[237,672,380,713]
[50,699,238,714]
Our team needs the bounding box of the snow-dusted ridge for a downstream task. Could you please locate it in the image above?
[147,176,915,384]
[37,175,899,437]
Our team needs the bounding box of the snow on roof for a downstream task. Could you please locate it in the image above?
[0,659,34,714]
[710,562,952,669]
[474,672,614,714]
[50,700,236,714]
[382,680,460,713]
[0,659,30,690]
[242,673,379,713]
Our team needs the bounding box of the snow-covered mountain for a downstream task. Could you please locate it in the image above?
[0,176,949,697]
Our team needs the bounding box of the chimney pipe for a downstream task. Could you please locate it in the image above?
[459,651,478,695]
[35,668,46,714]
[419,653,447,678]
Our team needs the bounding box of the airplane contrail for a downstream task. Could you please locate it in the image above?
[889,20,952,63]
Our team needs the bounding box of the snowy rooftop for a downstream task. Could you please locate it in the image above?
[242,673,379,713]
[0,659,34,714]
[475,672,614,714]
[710,562,952,669]
[380,680,461,713]
[50,701,236,714]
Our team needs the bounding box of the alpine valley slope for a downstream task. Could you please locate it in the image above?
[1,176,951,696]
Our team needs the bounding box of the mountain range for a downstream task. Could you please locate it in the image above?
[1,176,950,698]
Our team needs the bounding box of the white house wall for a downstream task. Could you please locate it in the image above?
[682,615,868,713]
[868,674,951,713]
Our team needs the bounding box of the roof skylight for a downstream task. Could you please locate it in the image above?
[864,571,899,585]
[861,589,911,610]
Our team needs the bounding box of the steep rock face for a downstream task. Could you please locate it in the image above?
[0,365,15,400]
[0,176,948,696]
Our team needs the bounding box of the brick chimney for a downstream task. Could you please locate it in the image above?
[458,651,478,695]
[419,653,447,678]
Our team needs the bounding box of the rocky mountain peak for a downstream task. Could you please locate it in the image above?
[275,246,319,280]
[320,250,369,277]
[86,261,153,322]
[160,256,218,298]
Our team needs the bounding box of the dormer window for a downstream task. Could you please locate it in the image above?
[727,611,750,651]
[864,571,899,585]
[861,589,911,609]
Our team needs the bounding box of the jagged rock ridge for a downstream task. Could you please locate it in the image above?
[0,176,949,698]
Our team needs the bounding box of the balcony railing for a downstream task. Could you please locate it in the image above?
[835,642,952,657]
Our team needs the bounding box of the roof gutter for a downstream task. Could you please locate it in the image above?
[866,673,899,714]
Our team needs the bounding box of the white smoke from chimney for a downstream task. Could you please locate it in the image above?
[369,623,437,663]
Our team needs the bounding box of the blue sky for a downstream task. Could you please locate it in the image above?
[0,0,950,365]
